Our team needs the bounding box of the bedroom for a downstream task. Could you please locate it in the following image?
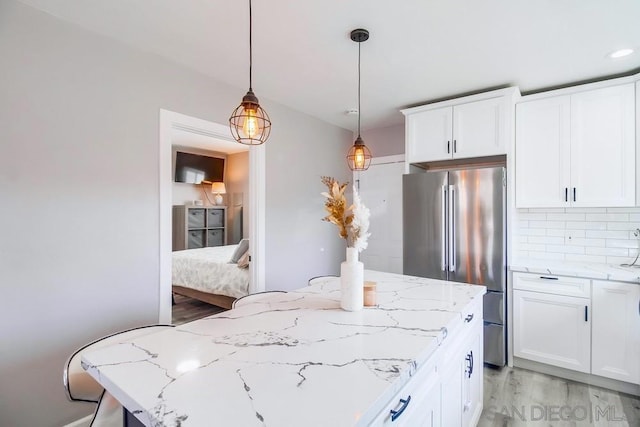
[170,121,252,311]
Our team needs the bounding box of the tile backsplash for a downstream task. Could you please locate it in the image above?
[512,207,640,265]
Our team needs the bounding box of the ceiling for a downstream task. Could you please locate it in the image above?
[19,0,640,131]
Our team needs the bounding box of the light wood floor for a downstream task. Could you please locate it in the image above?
[479,365,640,427]
[171,294,227,325]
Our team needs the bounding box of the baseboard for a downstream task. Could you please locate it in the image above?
[64,414,92,427]
[514,357,640,396]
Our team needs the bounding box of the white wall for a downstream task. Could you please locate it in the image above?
[360,123,405,156]
[512,207,640,264]
[0,1,351,425]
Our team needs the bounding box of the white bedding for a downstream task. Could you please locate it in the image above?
[172,245,249,299]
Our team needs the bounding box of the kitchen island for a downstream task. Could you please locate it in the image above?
[82,271,486,426]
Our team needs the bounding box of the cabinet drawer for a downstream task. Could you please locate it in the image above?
[207,208,225,227]
[512,272,590,298]
[187,208,206,228]
[187,230,206,249]
[369,357,439,426]
[207,229,224,247]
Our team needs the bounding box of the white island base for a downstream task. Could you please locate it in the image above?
[82,271,486,426]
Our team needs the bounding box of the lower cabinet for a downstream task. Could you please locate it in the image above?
[513,289,591,373]
[371,299,483,426]
[592,280,640,384]
[513,272,640,386]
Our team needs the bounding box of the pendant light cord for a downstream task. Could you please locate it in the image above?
[357,41,361,138]
[249,0,253,91]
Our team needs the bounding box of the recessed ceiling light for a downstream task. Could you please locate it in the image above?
[609,48,634,59]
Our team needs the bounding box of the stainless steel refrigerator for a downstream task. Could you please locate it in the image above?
[403,166,506,366]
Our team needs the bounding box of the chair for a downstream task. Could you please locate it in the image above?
[64,325,174,427]
[308,275,338,286]
[232,291,287,309]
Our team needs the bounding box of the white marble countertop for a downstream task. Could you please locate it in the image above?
[82,270,486,427]
[510,259,640,283]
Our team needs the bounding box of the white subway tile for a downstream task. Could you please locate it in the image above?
[528,252,566,261]
[528,236,564,245]
[606,207,640,213]
[515,208,530,214]
[607,222,640,231]
[516,220,529,228]
[546,245,585,254]
[606,239,637,249]
[529,220,565,229]
[514,235,529,244]
[566,221,607,230]
[519,228,547,236]
[585,247,629,257]
[513,250,530,260]
[585,230,629,239]
[565,254,607,263]
[520,243,546,252]
[629,230,640,239]
[518,213,547,221]
[629,213,640,221]
[529,208,565,214]
[568,208,607,213]
[546,229,585,238]
[546,213,586,221]
[566,238,605,247]
[585,213,629,222]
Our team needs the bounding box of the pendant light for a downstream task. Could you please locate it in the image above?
[346,28,372,171]
[229,0,271,145]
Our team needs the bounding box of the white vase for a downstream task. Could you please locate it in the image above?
[340,247,364,311]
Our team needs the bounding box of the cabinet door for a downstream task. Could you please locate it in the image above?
[515,96,571,208]
[570,84,635,207]
[513,289,591,373]
[406,107,453,163]
[453,97,506,159]
[592,280,640,384]
[440,354,463,427]
[462,326,483,427]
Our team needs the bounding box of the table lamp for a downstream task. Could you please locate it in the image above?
[211,182,226,205]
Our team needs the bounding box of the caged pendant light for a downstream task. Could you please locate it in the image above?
[229,0,271,145]
[346,28,372,171]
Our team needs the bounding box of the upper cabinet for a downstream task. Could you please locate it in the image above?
[403,88,518,163]
[516,83,635,208]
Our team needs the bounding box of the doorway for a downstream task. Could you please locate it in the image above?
[158,110,266,323]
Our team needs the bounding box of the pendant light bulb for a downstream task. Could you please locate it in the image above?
[243,107,259,138]
[229,0,271,145]
[347,29,372,171]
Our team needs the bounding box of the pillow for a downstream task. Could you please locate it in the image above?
[230,239,249,263]
[237,250,250,269]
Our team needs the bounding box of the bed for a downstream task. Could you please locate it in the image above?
[172,243,250,309]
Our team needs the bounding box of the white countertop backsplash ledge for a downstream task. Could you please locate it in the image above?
[81,271,485,427]
[510,259,640,283]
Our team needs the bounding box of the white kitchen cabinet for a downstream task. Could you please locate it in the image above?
[406,107,453,162]
[515,96,571,207]
[371,298,483,427]
[592,280,640,385]
[403,88,515,164]
[513,289,591,373]
[440,303,483,427]
[515,83,635,208]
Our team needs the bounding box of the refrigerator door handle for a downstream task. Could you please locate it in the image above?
[448,184,456,272]
[441,185,447,271]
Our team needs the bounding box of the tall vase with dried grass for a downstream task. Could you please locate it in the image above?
[321,176,370,311]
